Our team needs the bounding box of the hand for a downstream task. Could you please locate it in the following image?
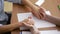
[32,7,46,20]
[21,17,34,28]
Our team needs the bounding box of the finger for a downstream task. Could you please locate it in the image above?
[28,18,34,25]
[22,19,29,23]
[41,7,46,11]
[38,11,42,19]
[39,12,43,19]
[22,21,30,25]
[30,20,34,25]
[39,12,45,19]
[22,18,33,25]
[27,21,34,25]
[22,22,28,26]
[39,7,46,13]
[35,11,41,19]
[23,22,33,27]
[41,13,46,20]
[32,10,40,19]
[22,19,34,26]
[38,8,45,19]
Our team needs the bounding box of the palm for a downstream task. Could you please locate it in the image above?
[22,18,34,28]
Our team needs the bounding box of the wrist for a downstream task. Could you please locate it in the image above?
[11,23,22,28]
[30,26,35,31]
[11,23,20,28]
[17,23,23,27]
[44,14,51,21]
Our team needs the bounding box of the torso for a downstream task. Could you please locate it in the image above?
[0,0,8,25]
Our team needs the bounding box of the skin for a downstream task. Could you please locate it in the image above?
[2,0,60,34]
[0,17,39,34]
[45,15,60,26]
[0,0,39,34]
[21,18,39,34]
[0,0,26,33]
[22,0,60,26]
[0,23,22,33]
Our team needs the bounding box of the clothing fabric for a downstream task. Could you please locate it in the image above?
[7,0,22,4]
[0,13,11,34]
[0,0,22,25]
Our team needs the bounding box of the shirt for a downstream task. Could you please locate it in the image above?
[0,0,22,25]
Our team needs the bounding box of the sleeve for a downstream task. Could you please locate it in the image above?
[7,0,22,4]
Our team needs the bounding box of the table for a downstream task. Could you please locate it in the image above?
[11,4,31,34]
[11,0,60,34]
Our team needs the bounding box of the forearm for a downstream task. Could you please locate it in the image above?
[0,23,21,33]
[23,0,39,12]
[45,14,60,26]
[30,26,39,34]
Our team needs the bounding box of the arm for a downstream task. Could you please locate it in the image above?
[22,0,43,19]
[22,0,60,26]
[45,15,60,26]
[0,23,22,33]
[22,0,39,12]
[22,18,39,34]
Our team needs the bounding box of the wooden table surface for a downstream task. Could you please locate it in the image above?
[11,0,60,34]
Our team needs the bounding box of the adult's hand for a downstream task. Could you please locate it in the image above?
[32,7,46,20]
[21,17,34,29]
